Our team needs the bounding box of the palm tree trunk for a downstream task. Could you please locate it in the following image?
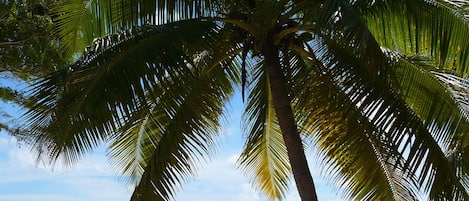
[263,39,319,201]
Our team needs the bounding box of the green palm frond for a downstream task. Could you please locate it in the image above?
[22,0,469,200]
[391,55,467,120]
[308,2,469,199]
[238,60,291,201]
[305,28,468,200]
[51,0,217,59]
[24,19,224,165]
[52,0,103,59]
[390,56,469,193]
[294,1,469,192]
[300,76,419,201]
[302,0,388,86]
[353,1,469,198]
[388,70,469,201]
[290,41,418,200]
[107,43,237,192]
[389,54,469,148]
[357,0,469,75]
[127,64,233,201]
[107,102,163,185]
[432,71,469,118]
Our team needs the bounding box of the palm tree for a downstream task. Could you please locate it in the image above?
[24,0,469,200]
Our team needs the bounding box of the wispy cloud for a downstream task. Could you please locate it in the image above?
[0,103,340,201]
[0,133,131,201]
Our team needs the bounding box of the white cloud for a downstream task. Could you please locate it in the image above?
[0,132,340,201]
[174,151,260,201]
[174,147,341,201]
[237,183,262,201]
[0,133,131,201]
[0,137,8,146]
[0,104,341,201]
[8,146,37,169]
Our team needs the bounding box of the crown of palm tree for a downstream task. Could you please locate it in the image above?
[24,0,469,201]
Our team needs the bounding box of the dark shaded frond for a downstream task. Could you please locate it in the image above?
[127,64,233,201]
[302,30,468,200]
[24,19,225,165]
[108,45,237,192]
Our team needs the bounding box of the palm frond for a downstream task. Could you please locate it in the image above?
[432,71,469,118]
[389,54,469,152]
[302,0,389,86]
[127,64,233,201]
[52,0,102,59]
[353,1,469,198]
[24,19,224,166]
[389,54,468,120]
[107,103,162,185]
[24,15,239,200]
[51,0,217,59]
[302,29,469,200]
[302,1,469,198]
[108,44,237,191]
[390,56,469,196]
[302,79,420,201]
[357,0,469,76]
[238,60,291,201]
[290,41,418,200]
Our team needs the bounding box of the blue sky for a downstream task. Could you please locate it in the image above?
[0,78,341,201]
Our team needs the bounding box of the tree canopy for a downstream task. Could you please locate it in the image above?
[23,0,469,201]
[0,0,65,134]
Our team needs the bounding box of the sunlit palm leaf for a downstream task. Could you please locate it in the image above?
[389,54,469,149]
[309,1,469,199]
[238,60,291,200]
[52,0,216,59]
[51,0,103,59]
[290,41,418,200]
[295,0,469,196]
[301,77,419,200]
[432,71,469,118]
[107,101,164,185]
[354,1,469,199]
[358,0,469,75]
[390,56,469,193]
